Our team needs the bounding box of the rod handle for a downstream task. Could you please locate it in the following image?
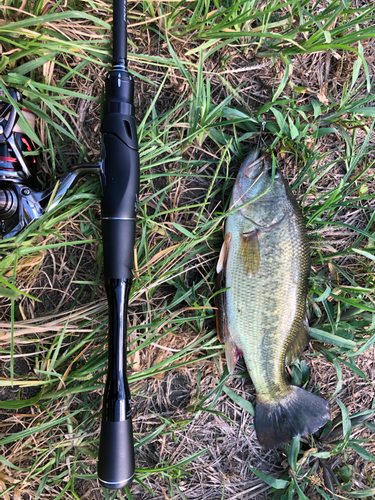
[97,278,134,489]
[97,418,135,489]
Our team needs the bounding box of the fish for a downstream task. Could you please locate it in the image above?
[215,148,330,448]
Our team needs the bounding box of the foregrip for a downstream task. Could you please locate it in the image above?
[97,68,139,489]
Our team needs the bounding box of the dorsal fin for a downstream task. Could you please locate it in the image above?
[285,316,310,365]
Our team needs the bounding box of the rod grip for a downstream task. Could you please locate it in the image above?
[97,419,135,489]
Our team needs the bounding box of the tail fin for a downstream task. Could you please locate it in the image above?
[255,386,330,449]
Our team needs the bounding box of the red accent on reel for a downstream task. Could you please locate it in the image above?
[21,137,36,164]
[0,156,17,163]
[21,137,32,151]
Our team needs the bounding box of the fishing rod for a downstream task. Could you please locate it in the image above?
[96,0,139,489]
[0,0,139,490]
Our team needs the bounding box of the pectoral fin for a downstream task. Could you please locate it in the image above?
[240,229,260,277]
[285,316,310,365]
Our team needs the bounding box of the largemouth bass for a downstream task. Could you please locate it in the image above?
[215,149,330,448]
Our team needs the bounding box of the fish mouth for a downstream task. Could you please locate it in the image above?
[239,148,260,173]
[240,149,268,179]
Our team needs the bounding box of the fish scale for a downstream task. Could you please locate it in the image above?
[216,149,330,448]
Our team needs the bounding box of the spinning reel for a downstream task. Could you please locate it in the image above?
[0,87,100,239]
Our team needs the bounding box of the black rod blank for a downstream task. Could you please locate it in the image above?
[112,0,127,68]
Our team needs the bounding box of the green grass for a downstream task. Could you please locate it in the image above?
[1,0,375,498]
